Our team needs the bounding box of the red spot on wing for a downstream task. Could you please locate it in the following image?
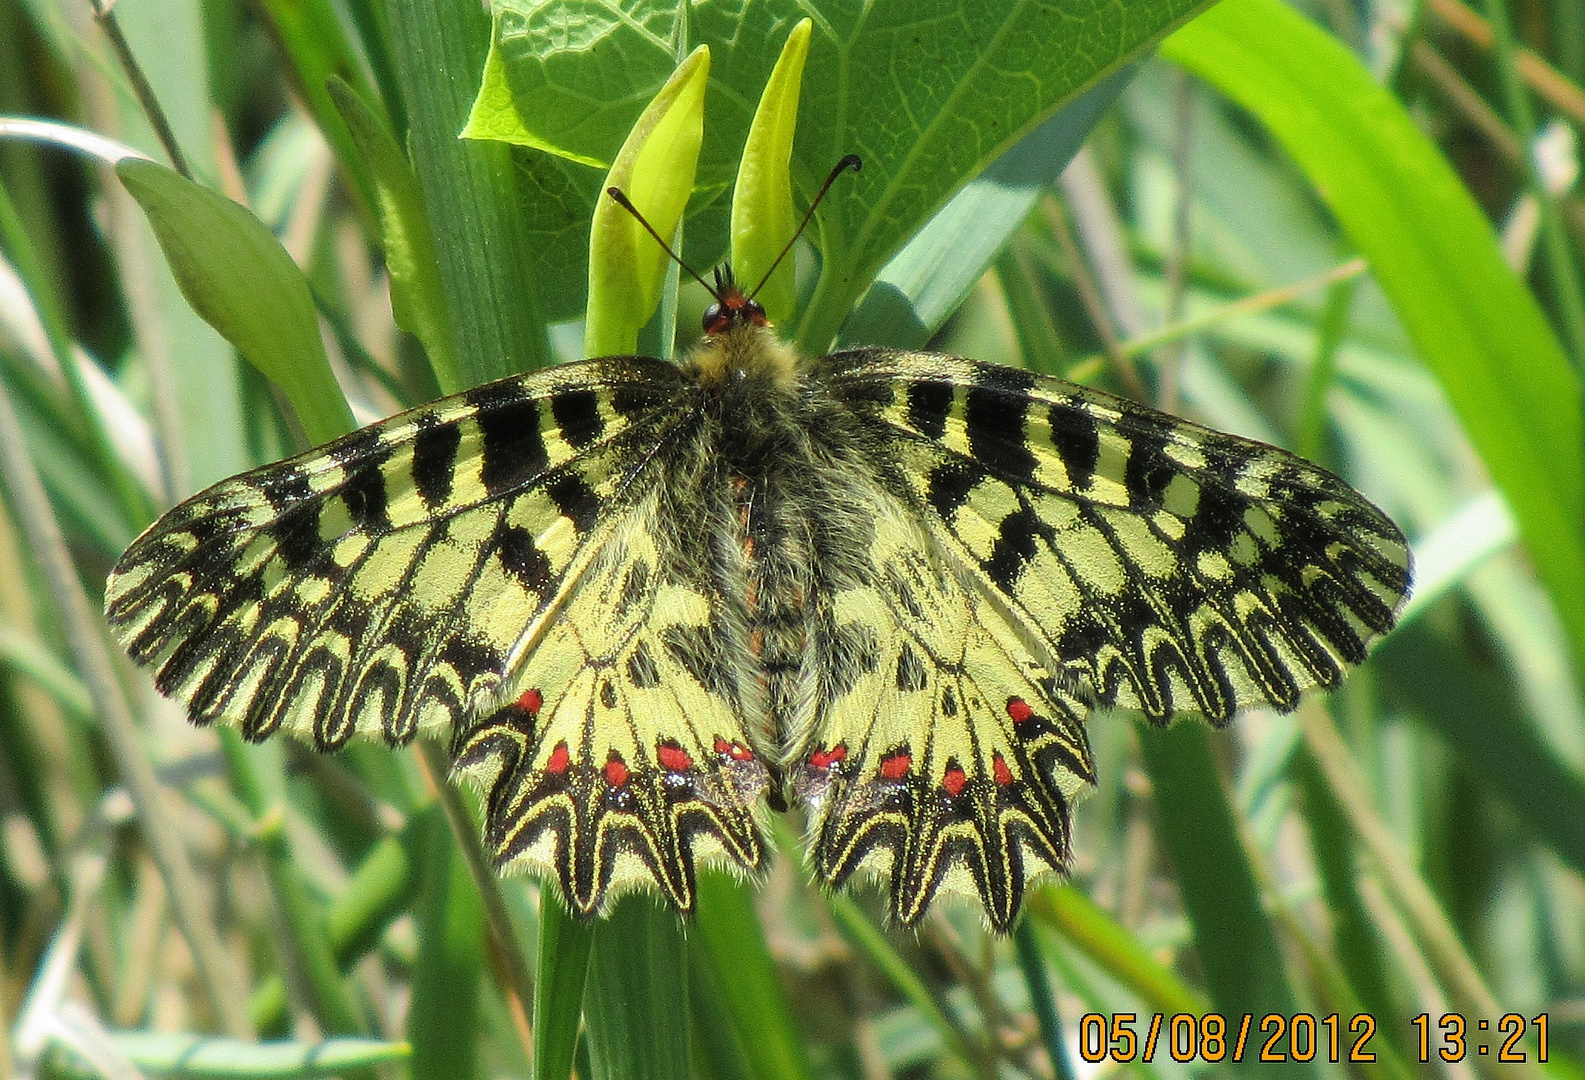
[604,754,630,787]
[713,737,755,762]
[879,750,912,780]
[545,741,570,774]
[809,742,848,769]
[993,753,1013,787]
[1006,698,1035,724]
[657,742,693,773]
[942,764,967,797]
[517,688,544,715]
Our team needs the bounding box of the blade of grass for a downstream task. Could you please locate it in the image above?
[691,871,812,1080]
[218,732,364,1037]
[251,0,381,226]
[1162,0,1585,679]
[107,1031,410,1076]
[532,889,592,1080]
[1024,887,1208,1016]
[1134,720,1315,1079]
[0,369,253,1038]
[383,0,550,384]
[249,826,421,1034]
[825,893,987,1076]
[408,806,483,1080]
[582,895,690,1080]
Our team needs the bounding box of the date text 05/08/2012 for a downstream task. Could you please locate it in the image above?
[1077,1012,1551,1064]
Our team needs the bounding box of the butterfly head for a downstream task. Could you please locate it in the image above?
[702,265,770,335]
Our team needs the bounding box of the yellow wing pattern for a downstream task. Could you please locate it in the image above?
[827,350,1411,723]
[106,358,769,915]
[793,493,1095,931]
[452,504,769,916]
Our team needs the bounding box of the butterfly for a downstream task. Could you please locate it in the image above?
[104,160,1410,932]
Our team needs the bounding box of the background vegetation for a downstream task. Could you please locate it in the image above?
[1,0,1583,1077]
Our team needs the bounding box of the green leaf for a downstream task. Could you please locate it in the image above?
[585,45,711,357]
[103,1033,408,1078]
[326,77,460,394]
[839,61,1140,349]
[1161,0,1585,678]
[114,158,355,446]
[474,0,1217,351]
[730,19,811,326]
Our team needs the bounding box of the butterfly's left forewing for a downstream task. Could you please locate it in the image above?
[106,358,769,913]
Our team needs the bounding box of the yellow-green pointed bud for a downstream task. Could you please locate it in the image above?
[586,45,711,357]
[731,19,812,326]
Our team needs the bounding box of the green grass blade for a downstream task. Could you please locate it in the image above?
[1025,887,1208,1016]
[691,872,812,1080]
[408,808,484,1080]
[1162,0,1585,677]
[582,896,690,1080]
[251,0,382,226]
[105,1032,409,1077]
[533,890,593,1080]
[327,77,459,394]
[1134,720,1315,1078]
[383,0,551,384]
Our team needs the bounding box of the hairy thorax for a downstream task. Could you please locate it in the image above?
[677,327,883,790]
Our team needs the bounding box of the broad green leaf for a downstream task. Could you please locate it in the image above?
[104,1032,408,1077]
[730,19,811,325]
[326,78,460,394]
[840,61,1140,350]
[473,0,1216,350]
[1161,0,1585,677]
[114,159,355,448]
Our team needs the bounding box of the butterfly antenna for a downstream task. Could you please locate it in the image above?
[747,154,862,300]
[605,187,722,299]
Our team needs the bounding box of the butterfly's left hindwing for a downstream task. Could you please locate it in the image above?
[452,501,770,916]
[105,357,770,914]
